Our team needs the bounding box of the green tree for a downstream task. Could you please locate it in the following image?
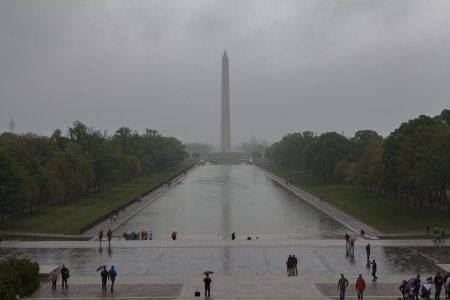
[305,132,351,180]
[64,142,94,196]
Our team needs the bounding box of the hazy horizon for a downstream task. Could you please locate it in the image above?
[1,1,449,147]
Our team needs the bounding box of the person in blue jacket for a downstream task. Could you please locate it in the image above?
[109,265,117,292]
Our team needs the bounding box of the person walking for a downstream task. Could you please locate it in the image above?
[99,230,103,244]
[60,265,69,289]
[286,255,293,276]
[399,280,408,299]
[355,274,366,300]
[49,268,59,291]
[292,255,298,276]
[231,232,235,240]
[204,273,212,297]
[345,233,350,256]
[366,243,371,259]
[109,265,117,292]
[100,266,109,292]
[371,260,378,281]
[338,274,349,300]
[107,229,112,245]
[350,239,355,258]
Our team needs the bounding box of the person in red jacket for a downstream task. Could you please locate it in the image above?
[355,274,366,300]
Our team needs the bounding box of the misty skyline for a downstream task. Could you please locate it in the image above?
[1,1,449,147]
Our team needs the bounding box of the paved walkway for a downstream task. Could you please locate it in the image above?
[4,236,446,299]
[30,275,414,299]
[261,168,383,237]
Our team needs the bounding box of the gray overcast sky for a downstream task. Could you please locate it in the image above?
[1,1,449,147]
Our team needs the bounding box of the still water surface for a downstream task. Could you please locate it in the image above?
[118,165,346,239]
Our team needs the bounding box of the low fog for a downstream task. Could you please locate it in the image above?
[1,0,449,147]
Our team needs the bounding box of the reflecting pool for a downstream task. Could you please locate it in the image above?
[117,165,347,239]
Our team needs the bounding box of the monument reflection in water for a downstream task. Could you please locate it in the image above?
[117,165,346,239]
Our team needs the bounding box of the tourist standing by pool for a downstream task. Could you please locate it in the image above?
[355,274,366,300]
[338,274,349,300]
[60,265,69,289]
[204,274,212,297]
[49,267,59,291]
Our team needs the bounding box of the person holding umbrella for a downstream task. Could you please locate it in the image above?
[203,271,213,297]
[349,235,356,258]
[100,266,109,292]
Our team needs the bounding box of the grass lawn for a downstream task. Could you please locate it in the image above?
[0,235,91,241]
[0,165,190,235]
[261,163,450,234]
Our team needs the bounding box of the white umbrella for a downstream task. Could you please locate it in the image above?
[423,282,433,290]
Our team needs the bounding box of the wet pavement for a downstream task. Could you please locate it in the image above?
[27,275,434,299]
[1,242,448,277]
[32,283,182,299]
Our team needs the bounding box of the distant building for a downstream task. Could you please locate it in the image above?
[9,118,15,133]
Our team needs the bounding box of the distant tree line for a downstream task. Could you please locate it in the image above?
[183,143,212,155]
[265,110,450,214]
[0,121,188,223]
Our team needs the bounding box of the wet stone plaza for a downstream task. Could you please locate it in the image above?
[1,165,450,299]
[0,244,447,277]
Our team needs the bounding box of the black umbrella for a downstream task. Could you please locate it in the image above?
[203,271,214,275]
[96,264,107,271]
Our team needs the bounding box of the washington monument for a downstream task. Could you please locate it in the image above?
[221,51,231,152]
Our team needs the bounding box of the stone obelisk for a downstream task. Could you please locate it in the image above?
[221,51,231,152]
